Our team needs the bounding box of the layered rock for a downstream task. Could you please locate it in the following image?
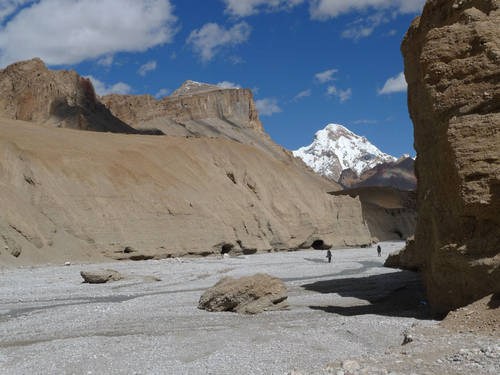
[402,0,500,313]
[101,81,283,157]
[0,59,137,133]
[0,117,371,266]
[340,156,417,191]
[198,273,288,314]
[331,187,417,242]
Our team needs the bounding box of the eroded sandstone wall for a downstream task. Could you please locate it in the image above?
[402,0,499,313]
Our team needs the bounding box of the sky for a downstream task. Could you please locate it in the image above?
[0,0,426,157]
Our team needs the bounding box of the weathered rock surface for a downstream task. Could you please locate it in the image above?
[198,273,288,314]
[402,0,500,313]
[0,118,371,266]
[385,236,423,271]
[101,80,285,158]
[340,156,417,191]
[80,269,123,284]
[0,59,138,133]
[331,187,417,242]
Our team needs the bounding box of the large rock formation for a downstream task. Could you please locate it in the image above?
[0,60,372,266]
[331,187,417,242]
[0,59,138,133]
[402,0,499,313]
[101,81,284,158]
[198,273,288,314]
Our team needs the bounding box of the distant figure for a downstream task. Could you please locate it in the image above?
[326,249,332,263]
[377,245,382,257]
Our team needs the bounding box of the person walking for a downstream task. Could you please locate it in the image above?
[326,249,332,263]
[377,245,382,257]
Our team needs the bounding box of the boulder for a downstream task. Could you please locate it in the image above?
[402,0,500,313]
[385,236,423,271]
[198,273,288,314]
[80,269,123,284]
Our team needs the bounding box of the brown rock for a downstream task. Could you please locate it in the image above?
[80,269,123,284]
[198,273,288,314]
[385,236,423,271]
[402,0,500,313]
[0,58,138,133]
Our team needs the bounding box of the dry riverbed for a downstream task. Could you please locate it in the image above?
[0,242,498,374]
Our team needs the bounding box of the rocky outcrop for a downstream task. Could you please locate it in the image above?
[80,269,123,284]
[0,118,371,266]
[0,59,138,133]
[402,0,500,313]
[101,81,282,156]
[340,156,417,191]
[331,187,417,242]
[384,236,423,271]
[198,274,288,314]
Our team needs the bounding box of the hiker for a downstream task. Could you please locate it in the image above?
[377,245,382,257]
[326,249,332,263]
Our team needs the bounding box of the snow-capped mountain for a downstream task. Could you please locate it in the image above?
[293,123,396,181]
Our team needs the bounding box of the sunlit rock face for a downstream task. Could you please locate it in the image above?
[402,0,500,314]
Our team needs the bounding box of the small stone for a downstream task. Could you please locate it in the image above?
[80,269,123,284]
[64,261,71,266]
[342,360,361,372]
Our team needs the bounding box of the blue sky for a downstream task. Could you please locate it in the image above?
[0,0,426,156]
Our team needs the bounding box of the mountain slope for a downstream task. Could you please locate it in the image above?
[293,124,396,181]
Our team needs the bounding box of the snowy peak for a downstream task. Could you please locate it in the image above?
[170,80,220,97]
[293,123,396,181]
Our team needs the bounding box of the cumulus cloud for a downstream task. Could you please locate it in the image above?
[222,0,304,17]
[378,72,407,94]
[97,55,114,67]
[187,22,251,62]
[310,0,425,20]
[217,81,242,89]
[256,98,282,116]
[86,76,132,96]
[155,88,170,98]
[138,60,157,76]
[327,85,352,102]
[0,0,177,66]
[315,68,337,83]
[293,89,312,101]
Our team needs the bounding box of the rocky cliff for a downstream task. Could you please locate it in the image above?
[0,59,138,133]
[0,119,371,266]
[402,0,499,313]
[0,60,373,266]
[101,81,283,157]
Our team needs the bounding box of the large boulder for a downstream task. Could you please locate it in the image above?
[384,236,423,271]
[80,269,123,284]
[402,0,500,313]
[198,274,288,314]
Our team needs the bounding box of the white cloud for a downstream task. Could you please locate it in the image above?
[217,81,242,89]
[378,72,407,94]
[0,0,177,66]
[353,119,378,125]
[256,98,282,116]
[315,68,337,83]
[310,0,425,20]
[86,75,132,96]
[138,60,157,76]
[0,0,33,22]
[327,85,352,102]
[187,22,251,62]
[155,88,170,98]
[293,89,311,101]
[97,55,114,67]
[341,13,388,41]
[222,0,304,17]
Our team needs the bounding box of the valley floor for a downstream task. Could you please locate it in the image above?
[0,242,498,374]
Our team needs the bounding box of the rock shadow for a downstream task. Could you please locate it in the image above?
[303,271,431,319]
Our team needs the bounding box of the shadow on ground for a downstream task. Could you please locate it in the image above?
[303,270,431,319]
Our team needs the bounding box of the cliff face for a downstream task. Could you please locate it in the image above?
[101,81,277,155]
[0,59,137,133]
[0,119,371,266]
[402,0,499,313]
